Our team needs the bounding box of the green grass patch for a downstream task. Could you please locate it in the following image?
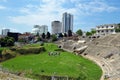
[0,47,7,53]
[0,43,102,80]
[23,44,41,48]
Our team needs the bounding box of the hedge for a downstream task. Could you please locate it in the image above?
[0,47,46,62]
[15,47,46,55]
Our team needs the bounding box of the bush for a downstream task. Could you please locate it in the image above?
[0,49,3,54]
[115,28,120,32]
[0,46,46,62]
[54,49,65,52]
[9,47,17,51]
[86,32,92,36]
[51,34,57,41]
[40,42,44,46]
[76,73,86,80]
[1,49,16,61]
[76,29,83,36]
[15,47,46,55]
[0,36,15,47]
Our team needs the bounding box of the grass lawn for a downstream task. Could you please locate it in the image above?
[0,43,102,80]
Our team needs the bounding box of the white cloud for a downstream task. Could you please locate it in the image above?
[75,1,118,15]
[0,0,8,2]
[3,0,7,2]
[9,0,77,26]
[9,28,18,32]
[0,5,6,10]
[9,0,118,30]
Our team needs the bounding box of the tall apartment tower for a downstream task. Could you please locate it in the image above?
[2,29,10,36]
[51,21,62,34]
[62,12,73,33]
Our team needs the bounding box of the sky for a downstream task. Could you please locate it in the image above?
[0,0,120,34]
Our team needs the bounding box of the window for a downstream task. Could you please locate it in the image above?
[111,30,113,32]
[106,30,108,32]
[106,26,108,28]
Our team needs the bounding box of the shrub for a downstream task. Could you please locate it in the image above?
[1,49,16,61]
[0,45,46,62]
[76,73,86,80]
[0,49,3,54]
[9,47,17,51]
[51,34,57,41]
[16,47,46,55]
[40,42,44,46]
[76,29,83,36]
[0,36,15,47]
[54,49,65,52]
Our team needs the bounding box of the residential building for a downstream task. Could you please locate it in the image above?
[96,24,118,36]
[62,12,73,33]
[1,29,10,36]
[51,21,62,34]
[7,32,20,41]
[32,25,48,35]
[18,32,34,42]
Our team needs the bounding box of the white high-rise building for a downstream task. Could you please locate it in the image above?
[32,25,48,35]
[51,21,62,34]
[62,12,73,33]
[1,29,10,36]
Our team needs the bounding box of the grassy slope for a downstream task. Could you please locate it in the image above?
[0,43,102,80]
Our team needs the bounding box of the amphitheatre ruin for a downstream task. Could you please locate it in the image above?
[0,33,120,80]
[56,33,120,80]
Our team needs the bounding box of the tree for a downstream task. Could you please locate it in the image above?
[0,38,6,47]
[0,36,15,47]
[7,38,14,46]
[115,28,120,32]
[46,32,51,39]
[64,33,67,37]
[91,29,96,34]
[115,23,120,32]
[76,29,83,36]
[42,33,45,39]
[37,36,41,41]
[86,32,92,36]
[118,23,120,27]
[58,33,63,38]
[68,30,72,37]
[51,34,57,41]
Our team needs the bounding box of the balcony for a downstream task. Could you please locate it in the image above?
[96,27,115,30]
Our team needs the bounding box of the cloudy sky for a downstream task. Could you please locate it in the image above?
[0,0,120,34]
